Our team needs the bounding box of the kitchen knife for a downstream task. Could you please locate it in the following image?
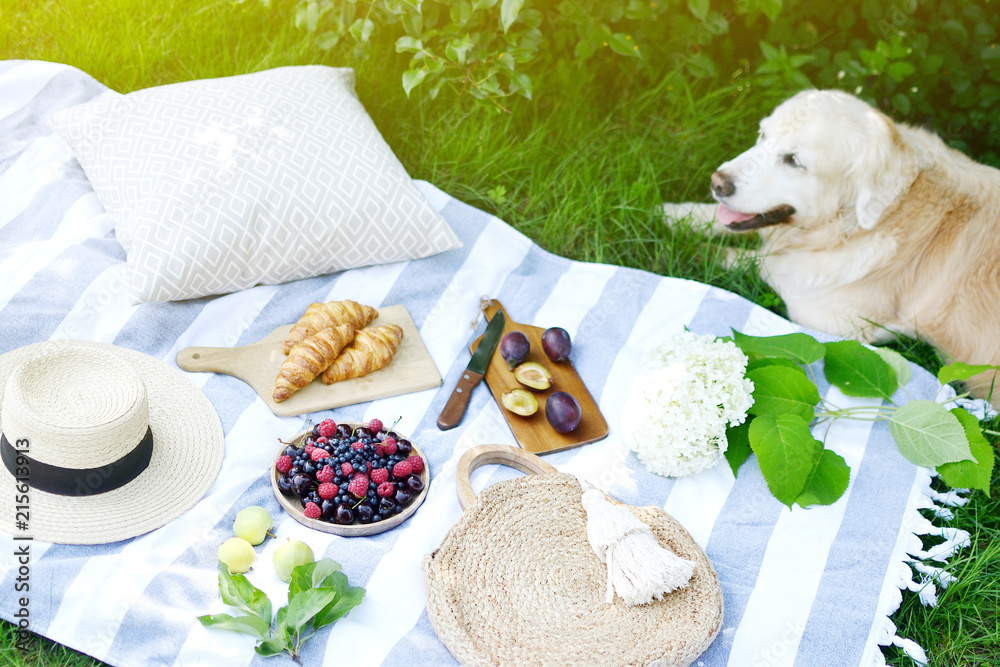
[437,310,506,430]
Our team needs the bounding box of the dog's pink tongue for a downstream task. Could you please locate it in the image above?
[716,203,757,226]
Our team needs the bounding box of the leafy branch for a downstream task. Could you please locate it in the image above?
[725,330,998,508]
[198,559,365,663]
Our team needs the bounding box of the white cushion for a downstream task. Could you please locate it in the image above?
[47,66,461,303]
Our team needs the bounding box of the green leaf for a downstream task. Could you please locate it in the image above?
[402,68,427,97]
[746,365,820,424]
[315,31,341,51]
[348,18,374,43]
[500,0,524,33]
[445,38,473,65]
[795,449,851,507]
[759,41,782,62]
[289,559,343,601]
[285,587,339,634]
[724,420,753,476]
[872,347,912,388]
[395,36,422,53]
[608,33,640,57]
[823,340,897,400]
[218,564,272,625]
[510,72,532,100]
[254,636,288,657]
[749,415,824,507]
[887,61,916,82]
[938,362,1000,385]
[687,0,710,20]
[760,0,783,20]
[731,330,825,364]
[305,1,320,33]
[889,400,975,467]
[937,408,994,495]
[313,579,367,629]
[197,612,270,640]
[746,357,802,373]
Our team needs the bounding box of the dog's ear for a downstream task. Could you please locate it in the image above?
[852,110,918,230]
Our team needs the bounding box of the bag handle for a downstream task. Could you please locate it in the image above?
[456,444,558,510]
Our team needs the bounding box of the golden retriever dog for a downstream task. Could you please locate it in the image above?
[664,89,1000,405]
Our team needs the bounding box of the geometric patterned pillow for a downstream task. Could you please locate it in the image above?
[46,66,462,304]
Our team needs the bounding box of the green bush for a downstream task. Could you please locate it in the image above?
[755,0,1000,165]
[282,0,1000,161]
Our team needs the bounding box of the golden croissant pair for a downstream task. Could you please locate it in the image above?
[273,300,404,403]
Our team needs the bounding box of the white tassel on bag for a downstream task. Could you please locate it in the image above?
[580,488,696,606]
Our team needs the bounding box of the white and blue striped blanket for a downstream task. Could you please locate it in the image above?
[0,60,967,666]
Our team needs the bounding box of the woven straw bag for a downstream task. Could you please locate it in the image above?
[423,445,724,666]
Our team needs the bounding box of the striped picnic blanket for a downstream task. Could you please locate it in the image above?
[0,60,967,666]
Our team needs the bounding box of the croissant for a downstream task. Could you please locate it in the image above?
[273,323,356,402]
[320,324,404,385]
[282,300,378,354]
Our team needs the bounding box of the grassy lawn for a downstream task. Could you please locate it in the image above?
[2,0,998,665]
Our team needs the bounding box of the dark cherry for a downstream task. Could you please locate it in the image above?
[291,474,312,497]
[405,475,424,493]
[336,423,353,437]
[356,504,375,524]
[354,427,373,439]
[394,488,412,506]
[379,497,395,515]
[334,503,355,525]
[320,499,337,519]
[277,475,293,493]
[283,445,299,458]
[302,461,316,475]
[396,439,413,456]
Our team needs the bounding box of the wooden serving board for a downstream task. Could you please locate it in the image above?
[176,305,441,417]
[472,300,608,455]
[271,425,429,537]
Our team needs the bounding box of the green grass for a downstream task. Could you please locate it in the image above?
[2,0,999,665]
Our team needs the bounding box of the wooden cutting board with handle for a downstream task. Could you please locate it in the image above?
[472,299,608,454]
[176,305,441,417]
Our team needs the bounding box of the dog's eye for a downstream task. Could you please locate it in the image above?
[782,153,803,169]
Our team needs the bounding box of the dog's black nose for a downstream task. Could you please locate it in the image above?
[711,171,735,198]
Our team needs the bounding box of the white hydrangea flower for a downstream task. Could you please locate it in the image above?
[621,331,754,478]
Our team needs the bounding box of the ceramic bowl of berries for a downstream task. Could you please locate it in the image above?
[271,418,430,536]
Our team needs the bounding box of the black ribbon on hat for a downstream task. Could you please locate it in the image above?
[1,429,154,496]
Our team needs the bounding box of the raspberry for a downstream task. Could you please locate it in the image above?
[406,455,424,474]
[303,502,321,519]
[316,436,328,445]
[392,460,412,479]
[348,474,368,498]
[275,455,293,474]
[377,481,395,498]
[317,419,337,438]
[371,467,389,485]
[318,482,337,499]
[351,441,365,450]
[310,447,329,462]
[382,437,397,456]
[340,462,354,477]
[315,465,334,483]
[304,444,315,456]
[368,418,384,433]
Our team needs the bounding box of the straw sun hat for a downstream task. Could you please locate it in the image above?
[0,340,224,545]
